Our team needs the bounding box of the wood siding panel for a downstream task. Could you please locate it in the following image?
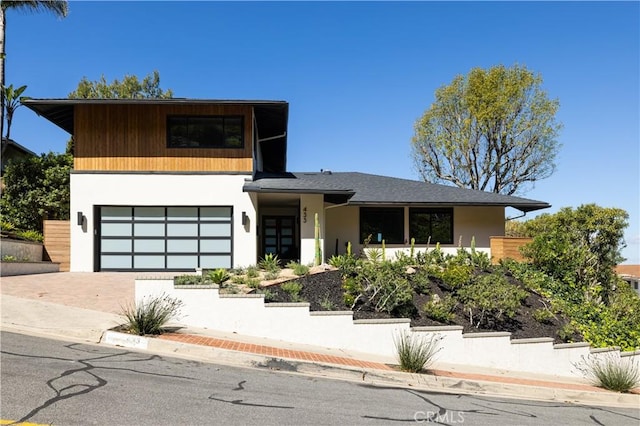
[490,236,532,264]
[74,104,254,172]
[43,220,70,272]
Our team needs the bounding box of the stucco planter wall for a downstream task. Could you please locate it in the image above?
[135,278,640,379]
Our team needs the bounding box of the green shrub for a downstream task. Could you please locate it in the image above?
[207,268,230,285]
[246,278,262,290]
[1,221,16,232]
[458,273,528,328]
[341,262,413,313]
[19,229,43,242]
[231,275,248,285]
[576,354,640,392]
[410,268,431,294]
[328,253,359,276]
[281,280,303,302]
[121,293,183,335]
[422,294,457,323]
[440,264,473,289]
[231,266,246,275]
[2,255,17,262]
[557,322,579,342]
[259,253,281,272]
[532,308,555,324]
[246,265,259,278]
[257,288,276,302]
[220,282,240,294]
[287,261,310,276]
[264,270,280,281]
[174,275,206,286]
[394,250,414,267]
[320,294,336,311]
[365,248,382,263]
[394,331,442,373]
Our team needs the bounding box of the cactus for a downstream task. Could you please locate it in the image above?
[381,239,386,261]
[347,241,352,257]
[314,213,322,266]
[410,237,415,259]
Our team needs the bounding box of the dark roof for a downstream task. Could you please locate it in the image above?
[22,98,289,173]
[1,138,38,175]
[243,171,551,213]
[22,98,287,133]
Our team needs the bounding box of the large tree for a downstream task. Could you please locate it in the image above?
[68,71,173,99]
[0,151,73,232]
[411,64,562,195]
[0,1,68,142]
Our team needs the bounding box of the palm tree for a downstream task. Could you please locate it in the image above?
[1,1,68,141]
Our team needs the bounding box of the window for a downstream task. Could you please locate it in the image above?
[360,207,404,244]
[409,208,453,244]
[167,116,243,148]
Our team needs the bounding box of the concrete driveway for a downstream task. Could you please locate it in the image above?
[0,272,175,314]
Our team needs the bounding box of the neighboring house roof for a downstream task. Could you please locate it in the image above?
[243,171,551,213]
[22,98,290,173]
[616,265,640,279]
[1,138,37,175]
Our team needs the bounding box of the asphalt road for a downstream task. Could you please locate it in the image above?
[1,331,638,425]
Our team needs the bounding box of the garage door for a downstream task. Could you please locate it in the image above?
[98,206,232,271]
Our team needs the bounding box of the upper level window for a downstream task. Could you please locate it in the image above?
[409,208,453,244]
[167,116,243,148]
[360,207,404,244]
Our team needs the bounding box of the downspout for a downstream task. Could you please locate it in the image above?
[257,132,287,143]
[506,210,527,221]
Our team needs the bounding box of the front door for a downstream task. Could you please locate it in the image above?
[262,216,297,262]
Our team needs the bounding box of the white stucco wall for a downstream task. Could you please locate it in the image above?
[136,279,640,378]
[299,194,325,265]
[70,173,257,271]
[325,205,505,257]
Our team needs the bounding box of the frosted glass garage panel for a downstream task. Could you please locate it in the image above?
[102,223,132,237]
[167,207,198,221]
[101,207,132,221]
[134,223,165,237]
[101,255,131,269]
[200,239,231,253]
[167,256,198,269]
[134,239,165,253]
[200,255,231,268]
[134,207,165,220]
[167,223,198,237]
[134,255,165,269]
[201,207,232,220]
[101,239,132,253]
[201,223,231,237]
[167,239,198,253]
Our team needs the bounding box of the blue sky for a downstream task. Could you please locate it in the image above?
[5,1,639,263]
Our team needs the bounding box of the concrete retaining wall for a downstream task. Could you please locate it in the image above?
[1,238,43,262]
[135,278,640,378]
[1,261,60,276]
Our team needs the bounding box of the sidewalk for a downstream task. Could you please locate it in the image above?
[1,272,639,409]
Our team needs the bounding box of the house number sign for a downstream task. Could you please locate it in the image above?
[303,206,307,223]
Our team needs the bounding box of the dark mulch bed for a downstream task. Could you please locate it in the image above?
[262,269,581,343]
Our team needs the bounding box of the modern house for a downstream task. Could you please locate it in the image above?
[24,98,550,272]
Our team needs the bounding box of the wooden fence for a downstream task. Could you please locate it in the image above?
[43,220,70,272]
[489,236,532,264]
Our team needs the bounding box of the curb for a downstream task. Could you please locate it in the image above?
[100,330,640,409]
